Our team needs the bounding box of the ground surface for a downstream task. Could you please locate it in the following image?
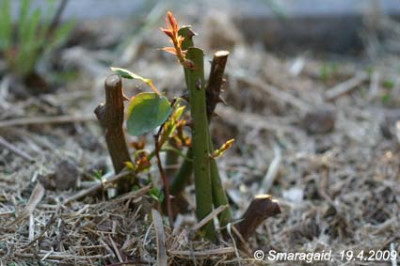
[0,12,399,266]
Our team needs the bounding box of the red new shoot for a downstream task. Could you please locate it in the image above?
[160,11,192,68]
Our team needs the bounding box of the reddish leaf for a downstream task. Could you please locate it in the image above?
[160,27,173,39]
[161,47,177,55]
[167,11,178,32]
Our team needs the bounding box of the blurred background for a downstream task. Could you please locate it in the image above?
[7,0,400,54]
[1,1,399,264]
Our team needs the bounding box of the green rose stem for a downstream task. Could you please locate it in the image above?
[95,74,135,194]
[165,141,179,180]
[166,22,232,239]
[170,51,232,229]
[169,148,193,195]
[185,47,215,240]
[170,51,229,195]
[169,27,195,196]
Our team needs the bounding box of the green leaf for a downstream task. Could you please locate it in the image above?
[111,67,147,81]
[126,92,171,136]
[149,187,164,203]
[124,161,135,171]
[93,170,103,181]
[159,103,186,143]
[111,67,160,94]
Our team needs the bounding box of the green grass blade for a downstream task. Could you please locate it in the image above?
[49,20,74,48]
[18,0,30,42]
[0,0,12,51]
[18,8,41,75]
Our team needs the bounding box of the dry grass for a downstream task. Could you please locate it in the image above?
[1,12,400,265]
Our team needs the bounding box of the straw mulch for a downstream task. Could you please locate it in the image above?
[0,12,399,265]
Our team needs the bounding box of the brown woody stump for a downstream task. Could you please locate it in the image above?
[236,194,281,241]
[206,50,229,119]
[95,74,135,194]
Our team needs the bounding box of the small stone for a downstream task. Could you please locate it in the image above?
[38,174,56,190]
[303,109,336,134]
[55,160,79,191]
[315,136,334,153]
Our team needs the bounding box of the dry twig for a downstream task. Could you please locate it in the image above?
[191,205,228,232]
[324,72,368,101]
[168,247,235,258]
[231,71,312,111]
[259,144,281,194]
[0,115,95,128]
[152,209,168,266]
[7,183,45,228]
[63,171,140,204]
[0,136,35,162]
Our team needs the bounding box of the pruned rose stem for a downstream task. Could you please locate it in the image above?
[185,47,216,240]
[170,51,232,229]
[95,74,135,194]
[170,51,230,194]
[163,15,232,240]
[169,27,196,196]
[206,50,229,120]
[206,51,232,229]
